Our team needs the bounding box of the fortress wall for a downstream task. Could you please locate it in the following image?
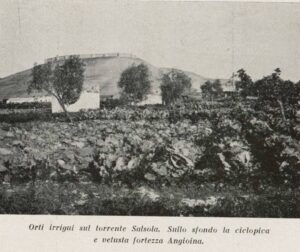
[45,53,137,63]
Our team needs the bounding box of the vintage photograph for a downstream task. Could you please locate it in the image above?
[0,1,299,217]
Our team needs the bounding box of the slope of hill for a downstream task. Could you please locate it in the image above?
[0,54,218,100]
[0,69,35,99]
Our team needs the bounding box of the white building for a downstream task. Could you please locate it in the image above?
[7,85,100,113]
[51,90,100,113]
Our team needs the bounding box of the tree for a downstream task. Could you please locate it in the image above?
[235,69,253,98]
[160,69,192,105]
[28,56,85,120]
[200,79,223,100]
[118,63,151,104]
[254,68,299,121]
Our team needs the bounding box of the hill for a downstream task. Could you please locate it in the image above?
[0,54,223,100]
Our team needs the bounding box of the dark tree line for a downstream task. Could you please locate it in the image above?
[235,68,300,121]
[118,64,192,106]
[117,63,300,120]
[160,69,192,106]
[201,79,223,100]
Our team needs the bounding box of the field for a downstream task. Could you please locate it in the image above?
[0,99,299,217]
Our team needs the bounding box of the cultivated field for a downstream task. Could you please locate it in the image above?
[0,100,299,216]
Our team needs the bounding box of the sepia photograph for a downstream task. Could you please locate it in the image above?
[0,0,299,218]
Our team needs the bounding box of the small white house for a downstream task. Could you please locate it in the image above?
[6,85,100,113]
[51,90,100,113]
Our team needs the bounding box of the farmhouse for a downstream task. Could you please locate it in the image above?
[5,91,100,113]
[51,84,100,113]
[223,86,237,98]
[51,91,100,113]
[222,78,237,98]
[5,80,100,113]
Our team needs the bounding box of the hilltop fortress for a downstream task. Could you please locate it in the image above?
[0,52,214,111]
[45,53,138,63]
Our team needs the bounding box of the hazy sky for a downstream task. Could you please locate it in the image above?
[1,0,300,81]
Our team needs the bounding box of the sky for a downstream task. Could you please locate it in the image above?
[1,0,300,81]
